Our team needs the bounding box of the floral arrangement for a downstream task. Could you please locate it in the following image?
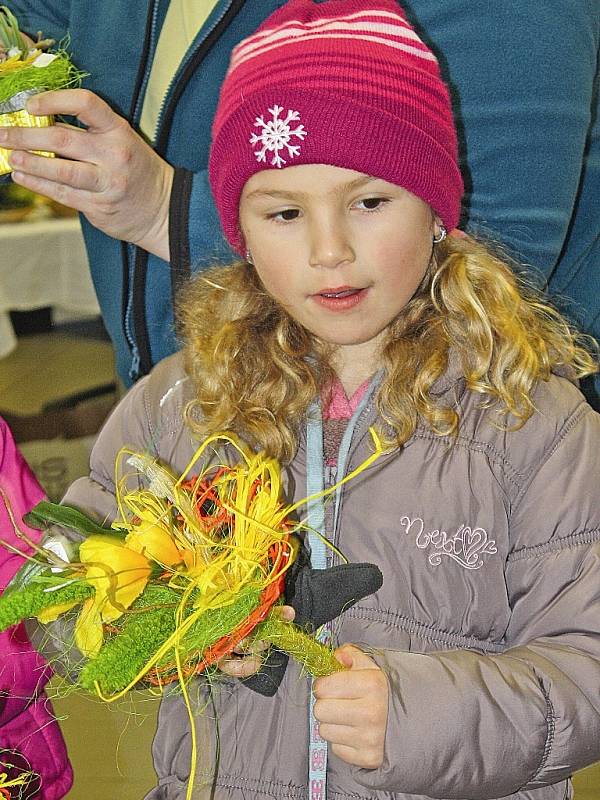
[0,431,384,692]
[0,6,85,175]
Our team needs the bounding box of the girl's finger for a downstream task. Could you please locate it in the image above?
[219,653,263,679]
[316,721,356,747]
[313,698,360,727]
[330,742,375,769]
[273,604,295,622]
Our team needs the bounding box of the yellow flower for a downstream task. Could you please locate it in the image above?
[74,534,152,658]
[37,597,80,624]
[125,509,184,568]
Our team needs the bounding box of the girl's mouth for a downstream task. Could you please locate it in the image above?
[312,286,367,310]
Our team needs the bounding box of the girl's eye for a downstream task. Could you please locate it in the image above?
[356,197,388,211]
[270,208,300,222]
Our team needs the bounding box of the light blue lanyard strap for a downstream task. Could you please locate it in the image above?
[306,400,327,570]
[304,379,379,799]
[306,400,330,800]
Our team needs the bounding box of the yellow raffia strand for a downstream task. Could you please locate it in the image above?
[0,108,54,175]
[0,768,37,791]
[0,51,40,74]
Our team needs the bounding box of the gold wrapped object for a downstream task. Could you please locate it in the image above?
[0,109,55,176]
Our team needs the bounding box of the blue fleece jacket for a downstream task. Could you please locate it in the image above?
[8,0,600,405]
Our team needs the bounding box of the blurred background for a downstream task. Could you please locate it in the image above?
[0,184,597,798]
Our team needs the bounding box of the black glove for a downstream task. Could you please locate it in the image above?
[241,547,383,697]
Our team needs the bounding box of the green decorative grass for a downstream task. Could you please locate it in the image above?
[0,52,86,105]
[0,578,92,630]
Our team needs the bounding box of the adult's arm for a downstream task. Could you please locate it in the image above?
[353,400,600,798]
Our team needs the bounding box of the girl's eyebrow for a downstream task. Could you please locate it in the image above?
[245,175,379,201]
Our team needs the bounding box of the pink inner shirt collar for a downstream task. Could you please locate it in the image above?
[323,377,371,420]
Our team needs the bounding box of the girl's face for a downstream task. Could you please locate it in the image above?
[240,164,438,372]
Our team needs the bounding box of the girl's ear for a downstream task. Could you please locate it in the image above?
[432,217,447,245]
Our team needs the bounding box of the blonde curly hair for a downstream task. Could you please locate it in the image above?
[179,235,597,462]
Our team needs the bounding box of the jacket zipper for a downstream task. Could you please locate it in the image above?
[122,0,244,380]
[120,0,161,381]
[129,0,245,380]
[151,1,231,145]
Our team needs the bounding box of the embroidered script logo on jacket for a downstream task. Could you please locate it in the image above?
[400,516,497,570]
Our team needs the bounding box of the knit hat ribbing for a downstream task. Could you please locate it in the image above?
[210,0,463,254]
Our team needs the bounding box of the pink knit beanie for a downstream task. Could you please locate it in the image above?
[210,0,464,254]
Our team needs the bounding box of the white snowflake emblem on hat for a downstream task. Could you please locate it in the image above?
[250,105,307,168]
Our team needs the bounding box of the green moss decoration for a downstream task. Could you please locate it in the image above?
[79,583,263,695]
[78,584,179,694]
[254,617,344,677]
[0,578,92,630]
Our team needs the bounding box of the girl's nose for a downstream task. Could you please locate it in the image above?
[308,218,355,269]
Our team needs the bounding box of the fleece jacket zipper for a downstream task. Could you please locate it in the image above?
[123,0,245,380]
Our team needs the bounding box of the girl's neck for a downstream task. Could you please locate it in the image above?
[331,338,382,397]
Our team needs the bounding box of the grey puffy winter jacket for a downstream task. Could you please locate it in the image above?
[57,353,600,800]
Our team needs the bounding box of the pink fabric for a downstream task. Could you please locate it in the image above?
[210,0,463,254]
[0,417,73,800]
[323,378,370,420]
[322,379,371,466]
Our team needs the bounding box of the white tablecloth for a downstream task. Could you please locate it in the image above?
[0,217,99,358]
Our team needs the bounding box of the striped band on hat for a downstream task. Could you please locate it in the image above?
[210,0,464,254]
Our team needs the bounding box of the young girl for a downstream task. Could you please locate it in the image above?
[0,417,73,800]
[48,1,600,798]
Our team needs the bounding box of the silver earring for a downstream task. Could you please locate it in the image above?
[245,249,254,265]
[433,226,447,244]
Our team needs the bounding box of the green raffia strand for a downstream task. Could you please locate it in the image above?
[254,617,345,678]
[0,578,92,632]
[0,51,87,105]
[79,583,263,695]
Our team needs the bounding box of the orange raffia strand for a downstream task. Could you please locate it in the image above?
[191,540,289,673]
[144,537,290,685]
[140,467,290,684]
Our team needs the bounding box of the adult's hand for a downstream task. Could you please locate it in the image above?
[0,89,174,260]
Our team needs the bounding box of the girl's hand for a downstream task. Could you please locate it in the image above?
[217,605,295,679]
[313,644,388,769]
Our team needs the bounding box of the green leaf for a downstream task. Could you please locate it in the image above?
[24,501,126,539]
